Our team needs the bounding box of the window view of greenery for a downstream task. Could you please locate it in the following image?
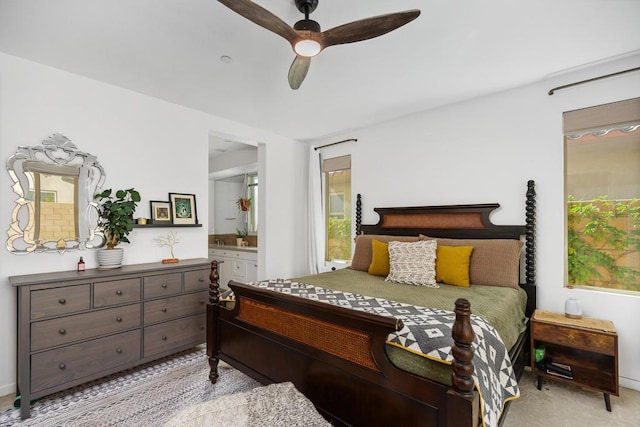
[326,169,351,262]
[566,124,640,293]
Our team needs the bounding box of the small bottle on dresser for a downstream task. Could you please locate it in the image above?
[77,256,85,272]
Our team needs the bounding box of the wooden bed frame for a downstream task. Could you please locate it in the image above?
[207,180,536,427]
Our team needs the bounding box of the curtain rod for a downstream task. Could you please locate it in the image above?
[314,138,357,151]
[548,66,640,96]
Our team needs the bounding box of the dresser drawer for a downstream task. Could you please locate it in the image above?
[533,322,615,355]
[31,304,141,351]
[143,314,206,358]
[184,269,209,292]
[94,278,141,307]
[144,291,208,325]
[31,284,91,320]
[143,273,182,298]
[31,330,141,393]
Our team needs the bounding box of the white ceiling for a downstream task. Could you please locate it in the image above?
[1,0,639,143]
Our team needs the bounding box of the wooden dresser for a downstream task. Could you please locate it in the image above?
[10,258,211,419]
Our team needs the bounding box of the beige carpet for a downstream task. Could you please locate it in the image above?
[504,369,640,427]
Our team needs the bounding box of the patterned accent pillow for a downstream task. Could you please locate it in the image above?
[386,240,438,287]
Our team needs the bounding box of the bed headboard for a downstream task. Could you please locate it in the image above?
[355,180,536,316]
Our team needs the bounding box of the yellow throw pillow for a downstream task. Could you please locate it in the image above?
[368,239,390,276]
[435,245,473,287]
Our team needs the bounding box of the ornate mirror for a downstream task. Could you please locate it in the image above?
[6,133,106,254]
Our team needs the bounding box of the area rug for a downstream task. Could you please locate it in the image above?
[0,348,262,426]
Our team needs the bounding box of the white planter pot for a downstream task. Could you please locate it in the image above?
[97,248,124,269]
[236,238,243,247]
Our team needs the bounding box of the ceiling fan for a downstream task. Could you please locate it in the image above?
[218,0,421,89]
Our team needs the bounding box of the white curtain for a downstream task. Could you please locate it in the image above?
[307,146,325,274]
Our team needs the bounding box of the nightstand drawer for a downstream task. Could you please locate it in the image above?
[533,322,615,355]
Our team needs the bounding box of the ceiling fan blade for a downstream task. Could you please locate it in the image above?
[218,0,299,45]
[320,9,420,48]
[288,56,311,90]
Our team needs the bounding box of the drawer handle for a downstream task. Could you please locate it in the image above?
[59,363,66,370]
[161,283,168,289]
[116,347,123,354]
[58,298,66,305]
[116,290,123,296]
[162,335,168,341]
[200,325,205,330]
[199,277,204,282]
[116,317,123,322]
[161,308,167,313]
[58,328,66,335]
[200,300,205,305]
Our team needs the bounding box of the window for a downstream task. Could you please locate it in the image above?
[323,155,351,262]
[564,98,640,294]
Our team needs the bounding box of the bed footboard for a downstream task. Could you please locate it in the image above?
[207,261,480,427]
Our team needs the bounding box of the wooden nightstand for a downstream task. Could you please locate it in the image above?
[531,310,619,411]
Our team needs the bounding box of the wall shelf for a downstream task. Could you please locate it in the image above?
[133,223,202,228]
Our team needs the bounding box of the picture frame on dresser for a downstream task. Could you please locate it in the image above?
[169,193,198,225]
[150,200,172,224]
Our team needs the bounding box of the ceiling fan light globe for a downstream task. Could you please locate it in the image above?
[294,39,321,57]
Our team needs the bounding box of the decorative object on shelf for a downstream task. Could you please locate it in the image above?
[137,218,148,225]
[236,228,247,247]
[150,200,172,224]
[564,298,583,319]
[94,188,141,269]
[154,230,181,264]
[169,193,198,225]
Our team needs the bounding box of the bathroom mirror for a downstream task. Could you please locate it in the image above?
[6,133,106,254]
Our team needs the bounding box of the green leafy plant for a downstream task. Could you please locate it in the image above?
[327,217,352,261]
[236,228,247,238]
[94,188,141,249]
[567,196,640,291]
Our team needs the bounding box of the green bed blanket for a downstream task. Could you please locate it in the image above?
[291,268,527,385]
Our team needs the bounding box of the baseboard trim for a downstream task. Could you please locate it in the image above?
[620,376,640,392]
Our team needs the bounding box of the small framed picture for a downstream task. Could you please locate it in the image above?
[169,193,198,225]
[150,200,172,224]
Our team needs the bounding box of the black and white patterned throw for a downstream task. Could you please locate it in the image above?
[252,279,520,427]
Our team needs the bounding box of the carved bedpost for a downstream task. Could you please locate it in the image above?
[355,193,362,239]
[447,298,479,426]
[207,260,221,383]
[525,180,536,285]
[450,298,475,397]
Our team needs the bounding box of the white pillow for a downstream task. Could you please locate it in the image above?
[386,240,438,287]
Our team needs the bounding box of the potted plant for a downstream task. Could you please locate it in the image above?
[236,228,247,247]
[237,197,251,212]
[94,188,141,268]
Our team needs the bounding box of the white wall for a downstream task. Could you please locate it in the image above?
[319,54,640,390]
[0,52,307,396]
